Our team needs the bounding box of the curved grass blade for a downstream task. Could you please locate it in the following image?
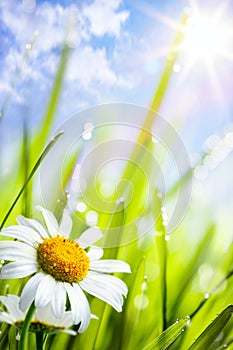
[188,305,233,350]
[215,336,233,350]
[54,191,70,223]
[190,269,233,319]
[121,258,145,349]
[0,130,63,229]
[168,224,215,323]
[142,316,190,350]
[118,13,188,209]
[21,114,31,217]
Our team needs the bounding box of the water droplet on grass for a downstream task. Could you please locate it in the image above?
[16,333,21,341]
[82,131,92,140]
[25,43,31,50]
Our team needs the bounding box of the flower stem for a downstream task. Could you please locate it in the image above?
[36,332,44,350]
[19,302,36,350]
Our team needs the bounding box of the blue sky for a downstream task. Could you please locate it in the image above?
[0,0,233,234]
[0,0,233,155]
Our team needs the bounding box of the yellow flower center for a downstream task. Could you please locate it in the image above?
[37,236,90,283]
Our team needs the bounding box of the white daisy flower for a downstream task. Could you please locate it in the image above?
[0,294,76,335]
[0,206,131,332]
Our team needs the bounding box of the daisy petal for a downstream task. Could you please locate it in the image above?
[20,272,44,311]
[0,261,38,279]
[17,216,49,239]
[77,227,103,246]
[80,271,128,312]
[87,246,104,260]
[65,283,91,332]
[1,226,42,246]
[0,295,24,321]
[0,312,15,325]
[0,241,36,261]
[36,206,59,237]
[73,283,91,332]
[90,260,131,273]
[59,209,73,237]
[50,281,66,319]
[35,274,56,308]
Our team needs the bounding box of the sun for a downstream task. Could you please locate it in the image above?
[183,10,231,63]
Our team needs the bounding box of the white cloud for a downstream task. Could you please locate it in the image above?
[66,46,117,88]
[0,0,132,107]
[83,0,129,38]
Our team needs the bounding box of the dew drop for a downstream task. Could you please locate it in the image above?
[204,293,210,299]
[25,43,32,50]
[16,333,21,341]
[141,281,147,292]
[185,315,191,326]
[223,344,228,348]
[116,197,124,204]
[165,234,170,241]
[82,131,92,141]
[84,122,94,132]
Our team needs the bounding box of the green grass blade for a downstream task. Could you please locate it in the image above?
[214,336,233,350]
[121,258,145,349]
[188,305,233,350]
[168,224,215,323]
[142,317,190,350]
[153,189,167,331]
[54,191,69,223]
[21,114,31,217]
[121,13,188,185]
[190,269,233,320]
[0,131,63,229]
[149,14,188,113]
[101,198,125,250]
